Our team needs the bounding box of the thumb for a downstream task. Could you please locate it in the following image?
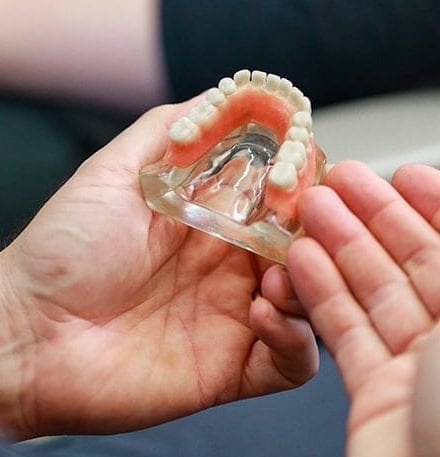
[81,95,203,182]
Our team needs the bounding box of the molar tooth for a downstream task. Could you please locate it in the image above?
[169,117,198,143]
[218,77,237,95]
[287,126,310,146]
[188,100,216,124]
[206,87,226,106]
[265,73,281,92]
[234,69,251,87]
[292,111,313,131]
[251,70,267,88]
[278,78,293,97]
[180,117,195,128]
[198,100,216,117]
[277,140,307,169]
[188,105,204,124]
[269,162,298,189]
[288,86,305,109]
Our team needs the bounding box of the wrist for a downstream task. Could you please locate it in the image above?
[0,246,37,440]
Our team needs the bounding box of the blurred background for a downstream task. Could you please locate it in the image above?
[1,1,439,455]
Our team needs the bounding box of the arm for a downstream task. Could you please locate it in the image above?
[0,0,169,111]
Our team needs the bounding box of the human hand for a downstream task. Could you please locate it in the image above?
[275,161,440,456]
[0,100,318,439]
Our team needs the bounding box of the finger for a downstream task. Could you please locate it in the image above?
[325,161,440,317]
[297,184,432,354]
[82,95,204,182]
[245,297,319,392]
[413,323,440,456]
[261,265,306,315]
[288,237,390,394]
[392,163,440,231]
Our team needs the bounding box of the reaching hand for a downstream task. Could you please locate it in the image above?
[0,100,318,439]
[277,161,440,457]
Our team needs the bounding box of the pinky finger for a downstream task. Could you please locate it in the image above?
[249,297,319,386]
[261,265,306,316]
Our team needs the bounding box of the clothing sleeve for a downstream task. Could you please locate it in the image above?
[0,440,23,457]
[161,0,440,106]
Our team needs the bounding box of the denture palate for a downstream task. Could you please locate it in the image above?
[165,69,318,219]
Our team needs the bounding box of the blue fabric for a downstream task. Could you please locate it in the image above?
[0,442,21,457]
[0,95,130,245]
[12,348,347,457]
[162,0,440,106]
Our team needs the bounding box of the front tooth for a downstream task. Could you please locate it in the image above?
[276,141,306,169]
[288,86,305,109]
[266,73,281,92]
[169,117,198,143]
[206,87,226,106]
[269,162,298,189]
[278,78,293,97]
[288,126,309,146]
[292,111,312,131]
[251,70,267,88]
[234,69,251,87]
[218,77,237,95]
[302,96,312,113]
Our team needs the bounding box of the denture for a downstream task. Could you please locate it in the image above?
[164,69,318,219]
[140,69,327,264]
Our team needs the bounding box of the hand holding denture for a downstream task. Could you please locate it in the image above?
[0,97,318,439]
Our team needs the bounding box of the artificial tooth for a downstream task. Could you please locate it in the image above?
[269,162,298,189]
[188,100,216,124]
[251,70,267,88]
[287,126,310,146]
[288,86,305,109]
[266,73,281,92]
[278,78,293,97]
[291,86,304,97]
[234,69,251,87]
[169,117,197,143]
[206,87,226,106]
[218,77,237,95]
[292,111,312,130]
[302,96,312,113]
[188,107,202,124]
[277,140,307,169]
[200,100,216,116]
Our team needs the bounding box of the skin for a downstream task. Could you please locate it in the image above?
[0,98,318,440]
[264,161,440,456]
[1,94,439,455]
[0,0,167,111]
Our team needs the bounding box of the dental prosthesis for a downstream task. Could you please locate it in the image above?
[140,70,327,264]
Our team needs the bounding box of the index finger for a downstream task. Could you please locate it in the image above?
[324,161,440,317]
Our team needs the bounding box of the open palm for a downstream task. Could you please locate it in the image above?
[2,103,318,438]
[286,161,440,457]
